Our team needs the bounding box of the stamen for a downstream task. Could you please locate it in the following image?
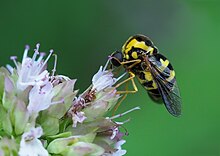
[25,45,30,50]
[109,106,140,120]
[115,119,130,125]
[52,54,57,77]
[32,44,40,63]
[34,43,40,54]
[41,49,53,68]
[51,98,65,105]
[10,56,17,60]
[10,56,18,68]
[32,50,39,62]
[22,45,30,66]
[6,64,14,74]
[108,55,112,59]
[37,52,46,63]
[116,72,127,82]
[103,59,110,71]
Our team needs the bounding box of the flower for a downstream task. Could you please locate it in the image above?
[9,44,53,91]
[112,140,127,156]
[18,127,49,156]
[71,111,87,127]
[92,65,116,92]
[69,59,126,125]
[0,44,140,156]
[27,81,64,115]
[91,59,125,92]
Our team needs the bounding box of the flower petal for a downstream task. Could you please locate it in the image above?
[19,127,49,156]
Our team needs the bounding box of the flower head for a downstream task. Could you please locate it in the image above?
[92,65,116,92]
[71,111,87,127]
[69,60,126,125]
[27,81,64,115]
[0,44,140,156]
[19,127,49,156]
[9,44,53,91]
[112,140,127,156]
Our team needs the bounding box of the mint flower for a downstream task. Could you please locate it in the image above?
[91,62,116,91]
[112,140,127,156]
[71,110,87,127]
[69,60,125,125]
[19,127,49,156]
[0,44,139,156]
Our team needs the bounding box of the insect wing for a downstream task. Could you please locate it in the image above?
[148,54,182,117]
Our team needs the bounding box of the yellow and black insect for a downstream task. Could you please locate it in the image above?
[110,34,181,117]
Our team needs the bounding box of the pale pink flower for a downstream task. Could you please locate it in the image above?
[71,111,87,127]
[27,81,64,115]
[112,140,127,156]
[92,65,117,92]
[10,44,53,91]
[19,127,48,156]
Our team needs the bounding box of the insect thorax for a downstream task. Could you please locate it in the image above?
[122,34,158,60]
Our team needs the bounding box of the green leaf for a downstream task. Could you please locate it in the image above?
[63,142,104,156]
[46,132,72,140]
[0,105,13,135]
[39,116,60,136]
[47,133,96,154]
[0,72,5,102]
[0,137,18,156]
[67,118,115,136]
[14,100,29,135]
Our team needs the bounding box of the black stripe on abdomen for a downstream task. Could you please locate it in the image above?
[147,89,162,103]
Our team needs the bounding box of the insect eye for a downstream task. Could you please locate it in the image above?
[135,36,143,42]
[145,39,153,46]
[153,47,158,54]
[110,51,123,67]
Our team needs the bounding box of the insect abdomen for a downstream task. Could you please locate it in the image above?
[136,71,162,102]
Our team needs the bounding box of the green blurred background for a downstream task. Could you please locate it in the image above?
[0,0,219,155]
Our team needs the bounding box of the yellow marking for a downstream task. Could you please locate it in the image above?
[152,81,158,89]
[137,78,146,84]
[122,36,133,52]
[160,59,169,67]
[144,72,153,81]
[145,81,158,90]
[160,59,169,71]
[123,39,149,54]
[149,47,154,55]
[125,54,129,60]
[131,52,138,59]
[166,70,175,82]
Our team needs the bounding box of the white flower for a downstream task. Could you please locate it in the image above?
[112,140,127,156]
[110,127,119,140]
[11,44,53,91]
[81,59,127,121]
[92,59,124,92]
[71,111,87,127]
[92,66,116,92]
[27,81,63,115]
[19,127,49,156]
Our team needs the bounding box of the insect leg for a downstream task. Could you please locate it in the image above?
[120,59,141,69]
[113,73,138,115]
[112,93,128,116]
[110,54,141,69]
[115,72,138,94]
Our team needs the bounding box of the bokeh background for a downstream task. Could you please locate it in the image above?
[0,0,219,155]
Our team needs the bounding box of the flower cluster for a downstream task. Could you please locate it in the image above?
[0,44,139,156]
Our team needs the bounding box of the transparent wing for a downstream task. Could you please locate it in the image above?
[148,54,182,117]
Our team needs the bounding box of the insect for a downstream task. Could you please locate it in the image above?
[110,34,181,117]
